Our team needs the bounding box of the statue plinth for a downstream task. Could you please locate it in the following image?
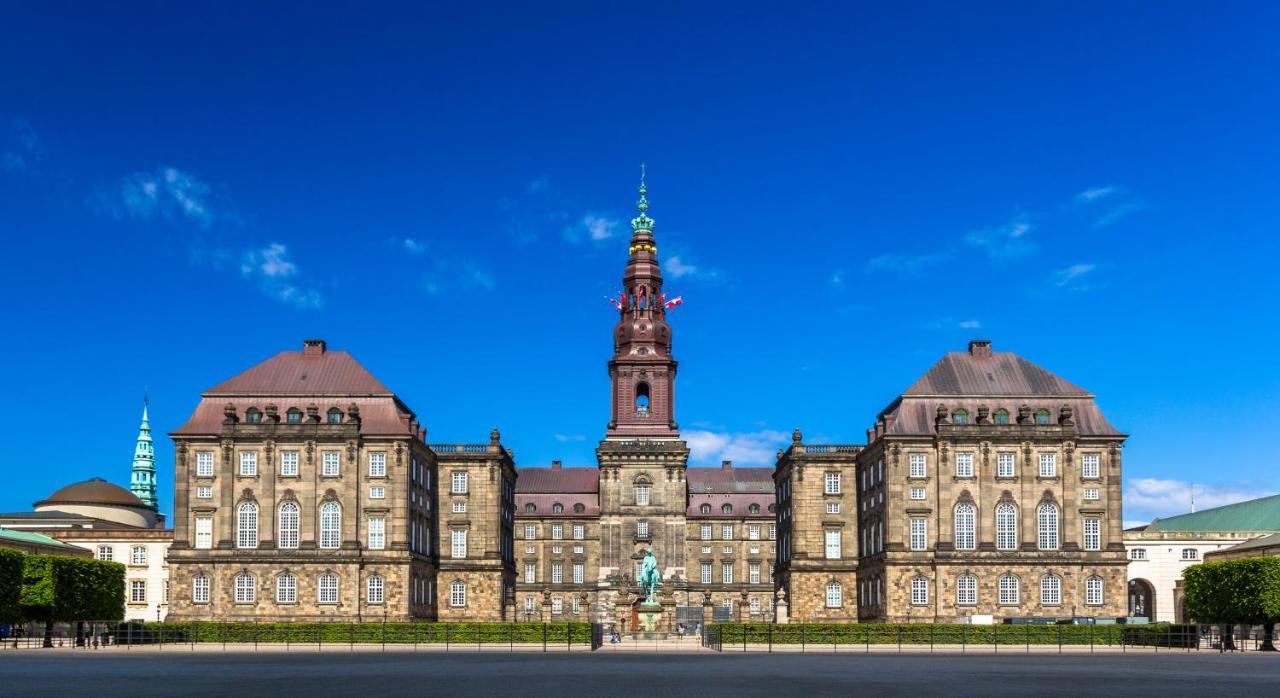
[637,601,663,633]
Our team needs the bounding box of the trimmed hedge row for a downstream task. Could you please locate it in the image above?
[20,554,125,622]
[714,623,1176,646]
[0,549,22,623]
[123,622,592,644]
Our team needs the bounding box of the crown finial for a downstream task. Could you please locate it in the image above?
[631,163,655,233]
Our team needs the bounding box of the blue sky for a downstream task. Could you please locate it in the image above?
[1,2,1277,526]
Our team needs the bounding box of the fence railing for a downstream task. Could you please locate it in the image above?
[703,623,1280,653]
[0,621,594,652]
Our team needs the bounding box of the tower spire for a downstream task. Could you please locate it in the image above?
[631,163,655,234]
[130,396,158,509]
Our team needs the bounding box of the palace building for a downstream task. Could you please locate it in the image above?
[165,173,1128,626]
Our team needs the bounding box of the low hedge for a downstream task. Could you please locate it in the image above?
[714,623,1173,645]
[20,555,124,622]
[112,621,592,644]
[0,549,23,623]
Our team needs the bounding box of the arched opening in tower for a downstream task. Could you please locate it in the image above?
[635,382,650,417]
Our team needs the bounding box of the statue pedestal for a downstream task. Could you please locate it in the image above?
[637,601,662,633]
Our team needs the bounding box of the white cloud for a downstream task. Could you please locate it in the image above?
[864,251,952,275]
[1092,202,1147,228]
[583,214,618,241]
[1076,186,1117,203]
[927,317,982,330]
[240,243,323,309]
[683,430,789,467]
[554,433,585,443]
[402,238,427,254]
[665,256,698,278]
[965,217,1037,261]
[1050,263,1096,290]
[958,319,981,329]
[1125,478,1279,522]
[104,166,217,229]
[829,270,844,286]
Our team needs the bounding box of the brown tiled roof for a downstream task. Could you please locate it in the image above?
[34,478,149,509]
[884,397,1121,436]
[207,349,390,395]
[687,467,774,494]
[515,493,601,518]
[903,351,1089,397]
[686,493,774,519]
[515,467,599,493]
[173,396,418,436]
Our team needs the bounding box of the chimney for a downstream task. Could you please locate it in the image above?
[303,339,327,356]
[721,460,732,470]
[551,460,562,470]
[968,339,992,358]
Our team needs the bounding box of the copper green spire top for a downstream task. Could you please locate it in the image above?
[130,396,158,509]
[631,163,655,233]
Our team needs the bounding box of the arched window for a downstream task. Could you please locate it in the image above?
[367,574,385,604]
[1037,503,1059,550]
[749,503,760,514]
[994,409,1010,425]
[1040,574,1062,605]
[192,574,210,603]
[525,503,536,514]
[954,503,976,550]
[995,503,1018,551]
[450,580,467,608]
[952,409,969,425]
[634,382,650,417]
[327,408,343,424]
[768,504,777,513]
[234,572,255,603]
[317,573,339,604]
[236,502,258,549]
[700,504,712,514]
[130,545,147,565]
[276,573,297,603]
[910,577,929,605]
[278,502,300,549]
[1034,409,1051,425]
[825,582,842,608]
[552,503,563,514]
[998,574,1019,605]
[319,501,341,549]
[573,503,585,513]
[1085,576,1104,606]
[722,504,733,514]
[956,574,978,605]
[286,408,302,423]
[245,408,262,424]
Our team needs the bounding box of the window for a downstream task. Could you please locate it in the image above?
[245,408,261,424]
[573,562,584,584]
[1181,548,1198,561]
[573,524,585,540]
[749,563,761,584]
[573,545,583,554]
[552,503,563,514]
[700,563,712,584]
[997,452,1015,478]
[235,573,256,604]
[367,451,387,477]
[451,529,467,558]
[239,451,257,476]
[523,596,536,614]
[1080,452,1101,478]
[826,582,843,608]
[635,484,650,506]
[524,524,536,540]
[721,524,733,541]
[1037,503,1059,550]
[910,487,925,500]
[237,501,259,548]
[1129,548,1147,561]
[276,574,297,603]
[636,520,649,538]
[910,518,927,551]
[825,530,841,559]
[824,472,841,494]
[1033,409,1050,425]
[451,472,468,494]
[286,408,302,423]
[750,596,762,615]
[749,503,760,514]
[999,574,1019,605]
[911,577,929,605]
[278,502,300,549]
[1086,576,1104,606]
[525,503,536,514]
[130,580,146,603]
[195,517,212,549]
[1083,488,1100,501]
[280,451,299,476]
[327,408,343,424]
[523,562,537,583]
[768,525,776,540]
[367,575,384,604]
[196,451,214,477]
[96,545,113,561]
[700,503,711,514]
[319,501,341,549]
[551,562,563,584]
[552,523,564,540]
[318,573,338,604]
[1040,574,1061,605]
[574,503,585,513]
[994,409,1010,425]
[322,451,340,477]
[368,517,385,550]
[954,503,976,550]
[826,502,841,513]
[1038,453,1056,478]
[369,486,385,499]
[909,453,926,478]
[450,581,466,607]
[952,409,969,425]
[996,503,1017,551]
[957,574,977,605]
[721,562,734,584]
[956,452,974,478]
[722,504,733,514]
[452,501,466,513]
[748,525,760,540]
[1083,517,1101,551]
[193,575,210,603]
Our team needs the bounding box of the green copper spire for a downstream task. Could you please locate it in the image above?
[130,397,158,509]
[630,163,655,233]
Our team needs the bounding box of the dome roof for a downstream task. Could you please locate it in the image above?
[35,478,148,509]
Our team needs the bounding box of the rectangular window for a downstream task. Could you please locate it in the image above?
[748,525,760,540]
[369,486,385,499]
[319,575,338,604]
[194,516,213,549]
[551,562,563,584]
[910,519,927,551]
[635,485,650,506]
[279,451,299,477]
[911,578,928,605]
[721,524,733,540]
[452,501,466,513]
[524,524,536,540]
[239,452,257,476]
[551,597,563,615]
[1083,488,1100,501]
[573,562,584,584]
[451,529,467,558]
[196,486,212,499]
[1129,548,1147,560]
[451,472,468,494]
[552,523,563,540]
[450,583,466,608]
[130,580,146,603]
[700,524,712,541]
[524,563,536,583]
[721,562,734,584]
[999,575,1019,605]
[193,576,210,603]
[825,472,841,494]
[909,487,925,500]
[1039,453,1057,478]
[749,563,761,584]
[700,563,712,584]
[825,530,841,559]
[131,546,147,565]
[750,596,762,615]
[909,453,926,478]
[196,451,214,477]
[368,517,385,550]
[573,524,585,540]
[369,451,386,477]
[768,525,776,541]
[956,452,974,478]
[320,451,339,477]
[826,502,841,513]
[573,545,583,554]
[1082,453,1101,479]
[523,596,536,613]
[1182,548,1198,561]
[1083,518,1100,551]
[636,520,649,538]
[997,452,1015,478]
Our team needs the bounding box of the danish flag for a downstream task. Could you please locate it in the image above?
[664,295,684,310]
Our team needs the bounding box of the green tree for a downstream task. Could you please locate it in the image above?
[20,555,125,647]
[0,549,23,625]
[1184,557,1280,651]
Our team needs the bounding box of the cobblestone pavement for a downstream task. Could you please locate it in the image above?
[2,649,1278,696]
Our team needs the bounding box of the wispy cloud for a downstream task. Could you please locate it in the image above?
[1076,186,1117,203]
[965,216,1036,261]
[563,213,620,244]
[927,317,982,330]
[421,258,497,296]
[95,166,220,229]
[683,429,789,467]
[401,238,428,255]
[1073,184,1148,227]
[527,176,550,193]
[2,117,43,174]
[240,243,323,308]
[864,251,953,275]
[1125,478,1279,524]
[554,433,585,443]
[664,254,723,283]
[1092,202,1148,228]
[1049,263,1097,291]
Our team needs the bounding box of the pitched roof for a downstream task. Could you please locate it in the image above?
[1145,494,1280,532]
[515,467,599,493]
[904,351,1089,397]
[0,526,88,552]
[514,493,601,518]
[686,493,774,518]
[173,396,417,436]
[687,467,775,494]
[1210,532,1280,555]
[207,347,390,395]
